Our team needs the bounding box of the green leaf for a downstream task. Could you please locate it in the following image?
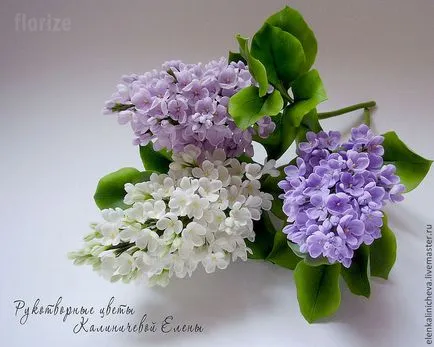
[228,86,283,130]
[382,131,432,192]
[288,241,330,266]
[341,245,371,298]
[304,255,331,267]
[295,109,322,145]
[94,168,153,209]
[294,262,341,323]
[236,35,268,97]
[270,196,287,221]
[370,214,397,279]
[295,125,310,144]
[284,70,327,126]
[287,241,308,258]
[247,79,323,160]
[237,154,254,163]
[260,166,285,194]
[251,23,306,88]
[248,211,276,259]
[300,108,322,132]
[139,143,171,173]
[268,112,298,160]
[228,51,246,64]
[286,241,330,266]
[157,147,173,161]
[257,100,321,161]
[266,230,302,269]
[279,111,299,155]
[266,6,317,71]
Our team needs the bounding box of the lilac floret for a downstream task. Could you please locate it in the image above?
[279,125,405,267]
[104,58,274,157]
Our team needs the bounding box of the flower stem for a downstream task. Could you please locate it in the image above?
[317,101,376,119]
[363,108,372,127]
[276,83,293,103]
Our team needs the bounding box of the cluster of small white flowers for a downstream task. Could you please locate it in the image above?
[70,145,278,287]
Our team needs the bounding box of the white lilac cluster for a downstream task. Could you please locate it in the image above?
[103,58,275,157]
[70,146,278,286]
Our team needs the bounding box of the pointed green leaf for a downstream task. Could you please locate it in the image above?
[295,109,323,145]
[382,131,432,192]
[248,211,276,259]
[251,23,306,87]
[236,35,250,61]
[284,70,327,126]
[250,85,322,161]
[266,6,317,70]
[260,166,285,194]
[156,146,173,160]
[286,241,331,266]
[139,143,171,173]
[228,86,283,130]
[270,196,287,221]
[304,255,331,267]
[279,111,298,154]
[266,230,302,269]
[370,214,397,279]
[260,95,322,161]
[94,168,153,209]
[287,241,308,258]
[294,262,341,323]
[228,51,246,64]
[300,108,322,132]
[236,35,268,96]
[237,154,254,164]
[341,245,371,298]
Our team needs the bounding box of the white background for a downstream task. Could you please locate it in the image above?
[1,0,434,346]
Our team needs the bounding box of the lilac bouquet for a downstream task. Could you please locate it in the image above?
[70,6,432,323]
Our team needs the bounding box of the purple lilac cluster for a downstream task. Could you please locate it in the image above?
[279,125,405,267]
[104,58,275,157]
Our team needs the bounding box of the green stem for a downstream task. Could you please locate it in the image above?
[108,242,134,256]
[276,83,293,103]
[363,108,371,127]
[111,103,135,112]
[317,101,376,119]
[166,68,178,82]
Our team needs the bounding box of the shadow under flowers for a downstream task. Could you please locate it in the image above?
[128,259,294,344]
[330,278,396,346]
